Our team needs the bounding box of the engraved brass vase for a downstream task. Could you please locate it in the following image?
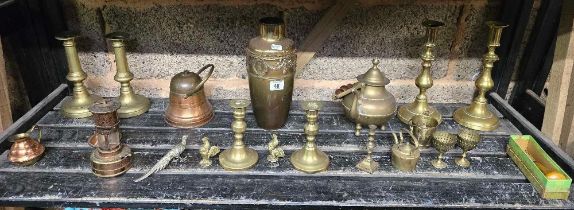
[165,64,215,128]
[8,131,45,166]
[246,17,296,129]
[333,59,397,136]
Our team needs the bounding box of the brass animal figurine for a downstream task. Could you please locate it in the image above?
[199,137,220,168]
[267,133,285,164]
[134,135,188,182]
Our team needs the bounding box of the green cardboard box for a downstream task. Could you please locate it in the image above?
[507,135,572,200]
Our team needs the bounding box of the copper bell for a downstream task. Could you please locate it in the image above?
[165,64,215,128]
[8,132,45,166]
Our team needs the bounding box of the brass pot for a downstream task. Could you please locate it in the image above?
[246,17,296,129]
[165,64,215,128]
[8,132,45,166]
[391,131,421,172]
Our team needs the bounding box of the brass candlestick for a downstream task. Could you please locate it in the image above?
[290,101,329,173]
[219,99,258,170]
[56,32,102,118]
[106,32,150,118]
[454,21,508,131]
[398,20,444,125]
[356,125,379,173]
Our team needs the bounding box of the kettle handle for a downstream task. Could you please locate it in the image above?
[186,64,215,98]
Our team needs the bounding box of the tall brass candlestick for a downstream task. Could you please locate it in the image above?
[398,20,444,125]
[56,32,102,118]
[105,32,150,118]
[356,125,379,173]
[454,21,508,131]
[290,101,329,173]
[219,99,259,170]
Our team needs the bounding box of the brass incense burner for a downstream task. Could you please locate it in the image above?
[398,20,444,124]
[219,99,258,170]
[333,59,397,136]
[410,112,439,148]
[391,129,421,172]
[291,101,329,173]
[455,127,481,168]
[88,99,132,177]
[431,131,457,169]
[56,32,102,118]
[165,64,215,128]
[106,32,150,118]
[246,17,296,129]
[8,127,45,166]
[453,21,508,131]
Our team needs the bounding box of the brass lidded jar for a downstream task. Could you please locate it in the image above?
[165,64,215,128]
[246,17,296,129]
[8,132,45,166]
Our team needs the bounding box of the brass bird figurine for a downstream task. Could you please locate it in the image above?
[199,136,220,168]
[134,135,188,182]
[267,133,285,163]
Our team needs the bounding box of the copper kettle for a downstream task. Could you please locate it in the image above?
[165,64,215,128]
[333,59,397,136]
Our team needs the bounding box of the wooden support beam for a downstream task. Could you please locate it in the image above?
[295,0,357,76]
[0,37,12,131]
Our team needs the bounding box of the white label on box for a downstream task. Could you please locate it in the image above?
[271,44,283,51]
[270,80,284,91]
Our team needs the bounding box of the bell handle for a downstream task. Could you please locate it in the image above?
[332,82,362,100]
[185,64,215,98]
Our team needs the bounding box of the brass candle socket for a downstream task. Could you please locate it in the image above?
[453,21,508,131]
[356,125,380,174]
[398,20,445,125]
[219,99,258,170]
[105,32,150,118]
[455,127,481,168]
[56,32,102,118]
[431,131,457,169]
[290,101,329,173]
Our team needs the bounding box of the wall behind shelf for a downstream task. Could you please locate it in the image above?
[61,0,512,103]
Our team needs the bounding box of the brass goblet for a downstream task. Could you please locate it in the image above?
[455,127,481,168]
[431,131,457,169]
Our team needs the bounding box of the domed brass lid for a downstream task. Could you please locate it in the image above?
[356,59,390,86]
[170,70,203,95]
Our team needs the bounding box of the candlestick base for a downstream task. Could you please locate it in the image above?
[117,94,150,118]
[290,148,329,174]
[453,105,499,131]
[61,94,102,118]
[219,147,258,171]
[397,103,442,125]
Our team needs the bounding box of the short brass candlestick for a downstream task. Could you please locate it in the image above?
[454,21,508,131]
[56,32,102,118]
[106,32,150,118]
[290,101,329,173]
[356,125,379,173]
[219,99,258,170]
[398,20,444,125]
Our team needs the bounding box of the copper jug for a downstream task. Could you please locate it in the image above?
[165,64,215,128]
[333,59,397,136]
[8,129,45,166]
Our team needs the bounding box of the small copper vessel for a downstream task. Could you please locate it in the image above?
[88,99,132,177]
[8,131,45,166]
[165,64,215,128]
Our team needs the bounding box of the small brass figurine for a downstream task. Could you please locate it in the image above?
[356,125,379,174]
[219,99,259,170]
[105,32,150,118]
[455,128,481,168]
[291,101,329,173]
[8,126,45,166]
[134,135,188,182]
[199,137,220,168]
[333,59,397,136]
[56,32,102,118]
[453,21,508,131]
[398,20,445,125]
[410,112,439,148]
[431,131,457,169]
[391,129,421,172]
[267,133,285,164]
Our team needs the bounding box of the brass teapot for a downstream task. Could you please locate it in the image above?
[165,64,215,128]
[333,59,397,136]
[391,129,421,172]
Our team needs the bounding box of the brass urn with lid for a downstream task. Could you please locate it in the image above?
[333,59,397,136]
[165,64,215,128]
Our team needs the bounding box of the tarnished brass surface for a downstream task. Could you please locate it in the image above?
[290,101,329,173]
[455,127,481,168]
[56,32,102,118]
[454,21,508,131]
[410,112,439,148]
[333,59,397,136]
[391,129,421,172]
[219,100,258,170]
[165,64,215,128]
[106,32,150,118]
[431,131,457,169]
[88,99,132,177]
[398,20,444,124]
[8,131,45,166]
[246,17,296,129]
[356,125,380,174]
[199,137,220,168]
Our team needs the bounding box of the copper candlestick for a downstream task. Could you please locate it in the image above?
[8,127,45,166]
